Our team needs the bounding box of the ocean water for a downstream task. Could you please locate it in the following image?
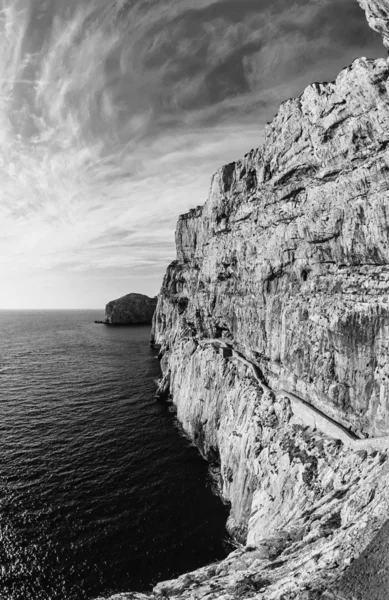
[0,310,230,600]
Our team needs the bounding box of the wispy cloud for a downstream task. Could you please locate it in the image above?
[0,0,384,308]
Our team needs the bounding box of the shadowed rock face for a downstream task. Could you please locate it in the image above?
[104,293,157,325]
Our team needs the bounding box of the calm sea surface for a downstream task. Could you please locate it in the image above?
[0,310,229,600]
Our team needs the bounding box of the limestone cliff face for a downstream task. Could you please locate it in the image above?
[147,55,389,598]
[154,56,389,439]
[104,293,157,325]
[99,4,389,600]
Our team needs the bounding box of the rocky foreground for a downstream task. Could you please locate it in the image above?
[99,1,389,599]
[100,293,157,325]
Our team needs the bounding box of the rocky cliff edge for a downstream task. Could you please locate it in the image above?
[100,2,389,599]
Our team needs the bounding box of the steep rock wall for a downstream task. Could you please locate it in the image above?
[154,57,389,440]
[100,4,389,599]
[148,54,389,597]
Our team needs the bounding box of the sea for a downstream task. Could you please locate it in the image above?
[0,310,230,600]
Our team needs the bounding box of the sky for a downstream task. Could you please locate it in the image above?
[0,0,385,309]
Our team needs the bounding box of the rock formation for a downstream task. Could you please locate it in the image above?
[99,2,389,599]
[357,0,389,48]
[103,293,157,325]
[154,54,389,441]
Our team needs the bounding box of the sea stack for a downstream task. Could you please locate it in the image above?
[103,293,157,325]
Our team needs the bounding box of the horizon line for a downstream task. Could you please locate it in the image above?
[0,307,105,311]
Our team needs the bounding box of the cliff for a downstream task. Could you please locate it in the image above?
[154,54,389,440]
[103,293,157,325]
[150,36,389,600]
[100,2,389,599]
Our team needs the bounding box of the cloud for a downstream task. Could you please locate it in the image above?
[0,0,385,307]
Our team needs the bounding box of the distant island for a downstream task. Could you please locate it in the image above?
[95,293,158,325]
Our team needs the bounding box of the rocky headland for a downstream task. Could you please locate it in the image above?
[98,1,389,598]
[97,293,157,325]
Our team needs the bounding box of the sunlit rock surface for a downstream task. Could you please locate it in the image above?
[155,56,389,438]
[104,293,157,325]
[149,55,389,598]
[358,0,389,48]
[101,4,389,600]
